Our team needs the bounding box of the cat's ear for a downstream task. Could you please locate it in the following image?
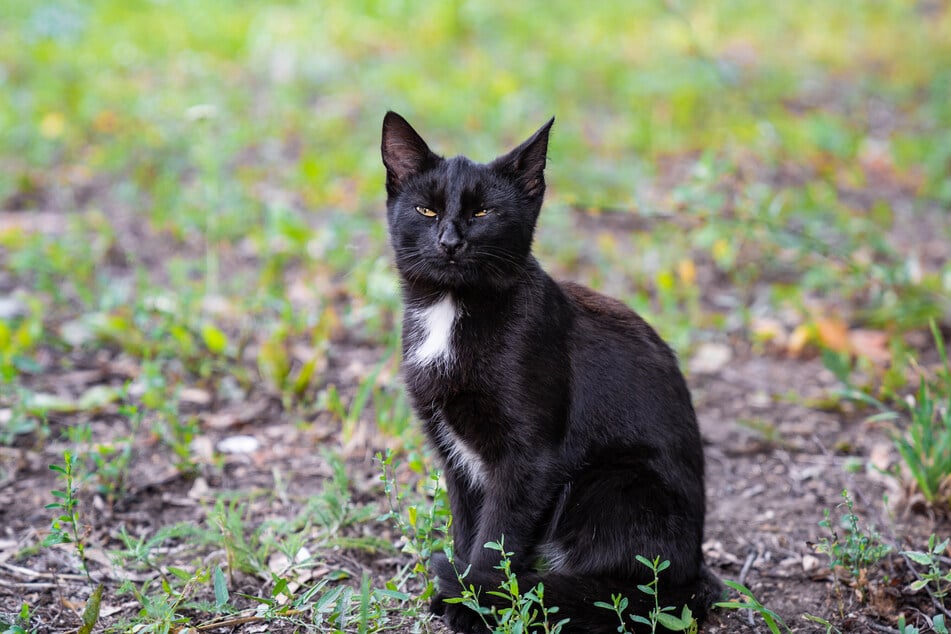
[490,117,554,199]
[382,111,439,196]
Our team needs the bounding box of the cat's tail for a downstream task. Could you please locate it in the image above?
[433,555,724,634]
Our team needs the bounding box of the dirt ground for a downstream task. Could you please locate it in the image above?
[0,204,948,633]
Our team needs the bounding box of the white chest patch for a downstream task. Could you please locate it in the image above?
[409,294,457,367]
[435,420,487,489]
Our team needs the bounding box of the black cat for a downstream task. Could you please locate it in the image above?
[381,111,721,633]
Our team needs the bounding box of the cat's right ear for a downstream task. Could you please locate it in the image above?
[382,112,438,196]
[489,117,554,200]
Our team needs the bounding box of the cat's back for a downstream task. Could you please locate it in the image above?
[559,281,673,362]
[559,280,698,449]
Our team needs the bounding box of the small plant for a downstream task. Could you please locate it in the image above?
[594,555,697,634]
[0,603,32,634]
[897,613,949,634]
[446,538,568,634]
[43,450,92,580]
[813,490,892,597]
[890,368,951,508]
[830,321,951,510]
[594,556,696,633]
[902,533,951,599]
[715,580,791,634]
[379,449,449,607]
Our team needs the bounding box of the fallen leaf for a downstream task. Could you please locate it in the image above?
[816,318,850,353]
[78,385,121,411]
[848,329,891,364]
[787,324,812,357]
[180,387,212,405]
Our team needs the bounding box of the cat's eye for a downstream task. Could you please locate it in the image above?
[473,209,491,218]
[415,206,438,218]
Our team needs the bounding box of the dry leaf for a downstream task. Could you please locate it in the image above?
[848,329,891,364]
[816,318,850,353]
[787,324,812,357]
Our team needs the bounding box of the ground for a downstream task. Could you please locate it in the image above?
[1,198,949,632]
[2,2,951,633]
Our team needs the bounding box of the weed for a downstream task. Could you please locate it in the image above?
[897,613,949,634]
[832,322,951,509]
[715,580,791,634]
[378,449,449,606]
[889,324,951,507]
[0,603,32,634]
[42,450,92,581]
[902,534,951,599]
[595,556,697,633]
[813,490,892,596]
[446,537,568,634]
[801,612,842,633]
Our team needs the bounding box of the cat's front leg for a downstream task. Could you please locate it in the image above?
[466,458,557,571]
[444,467,482,559]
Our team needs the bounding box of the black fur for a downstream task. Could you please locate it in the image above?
[381,111,722,633]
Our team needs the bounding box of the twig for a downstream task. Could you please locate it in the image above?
[738,549,757,586]
[738,549,758,627]
[195,609,302,630]
[0,561,88,581]
[0,579,58,589]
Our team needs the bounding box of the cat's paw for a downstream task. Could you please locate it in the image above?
[429,551,461,582]
[437,599,490,633]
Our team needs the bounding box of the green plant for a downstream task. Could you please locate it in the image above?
[897,613,949,634]
[801,612,842,633]
[814,490,892,596]
[902,534,951,599]
[714,580,791,634]
[594,556,696,634]
[889,323,951,507]
[0,603,32,634]
[43,450,92,580]
[378,449,449,609]
[446,537,568,634]
[829,321,951,509]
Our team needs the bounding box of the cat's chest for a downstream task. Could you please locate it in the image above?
[403,294,460,369]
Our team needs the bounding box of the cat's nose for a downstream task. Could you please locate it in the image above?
[438,225,464,258]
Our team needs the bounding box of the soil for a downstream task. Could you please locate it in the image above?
[0,198,948,633]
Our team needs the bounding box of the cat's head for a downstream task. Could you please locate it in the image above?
[381,111,553,290]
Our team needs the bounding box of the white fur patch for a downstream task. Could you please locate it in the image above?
[537,542,570,572]
[409,294,457,366]
[435,419,487,489]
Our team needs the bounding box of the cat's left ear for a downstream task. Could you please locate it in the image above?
[490,117,554,199]
[382,111,439,197]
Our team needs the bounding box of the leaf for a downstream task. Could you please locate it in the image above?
[167,566,193,581]
[909,579,929,591]
[78,385,121,411]
[902,551,934,566]
[213,565,229,608]
[655,611,691,630]
[25,392,77,414]
[78,584,103,634]
[201,324,229,354]
[848,329,891,364]
[816,318,850,353]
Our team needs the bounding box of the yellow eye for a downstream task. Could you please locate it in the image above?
[415,206,437,218]
[473,209,490,218]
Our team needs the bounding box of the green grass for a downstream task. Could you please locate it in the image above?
[1,0,950,631]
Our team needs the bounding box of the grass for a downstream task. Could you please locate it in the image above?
[1,0,950,631]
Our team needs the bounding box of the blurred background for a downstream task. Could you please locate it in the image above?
[2,1,949,349]
[1,2,951,631]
